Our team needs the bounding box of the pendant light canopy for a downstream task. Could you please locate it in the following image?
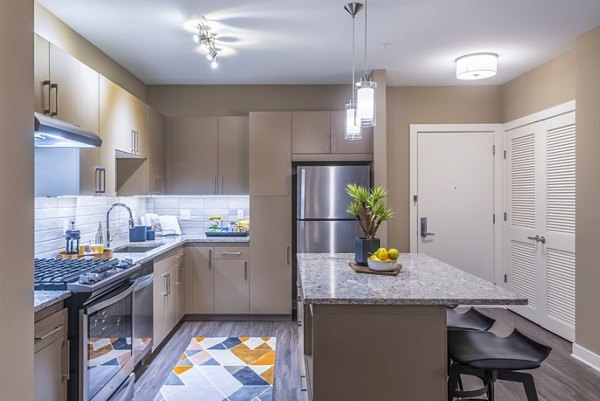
[344,3,363,140]
[455,52,498,80]
[355,0,376,128]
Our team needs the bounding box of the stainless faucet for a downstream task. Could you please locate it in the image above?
[106,203,135,248]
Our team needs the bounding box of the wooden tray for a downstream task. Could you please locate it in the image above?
[58,249,113,260]
[349,261,402,276]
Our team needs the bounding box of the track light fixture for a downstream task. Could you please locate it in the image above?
[193,17,219,69]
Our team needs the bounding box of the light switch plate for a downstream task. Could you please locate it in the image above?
[237,209,244,220]
[180,209,191,220]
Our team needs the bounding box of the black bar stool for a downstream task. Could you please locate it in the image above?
[447,307,496,332]
[447,329,552,401]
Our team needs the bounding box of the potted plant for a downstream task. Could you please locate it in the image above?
[346,184,394,265]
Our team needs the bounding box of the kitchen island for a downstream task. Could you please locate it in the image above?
[297,253,526,401]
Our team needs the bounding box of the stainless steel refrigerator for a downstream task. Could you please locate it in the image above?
[296,165,371,254]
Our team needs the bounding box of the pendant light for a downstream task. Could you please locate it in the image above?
[344,3,364,140]
[355,0,376,127]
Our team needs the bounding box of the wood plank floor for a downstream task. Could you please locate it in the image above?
[135,310,600,401]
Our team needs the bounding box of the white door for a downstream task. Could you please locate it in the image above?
[506,111,576,341]
[413,128,497,283]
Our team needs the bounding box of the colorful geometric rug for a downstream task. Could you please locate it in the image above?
[153,337,276,401]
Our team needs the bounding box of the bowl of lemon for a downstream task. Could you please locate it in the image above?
[367,248,401,271]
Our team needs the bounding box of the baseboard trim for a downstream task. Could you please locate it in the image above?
[184,314,292,322]
[572,343,600,373]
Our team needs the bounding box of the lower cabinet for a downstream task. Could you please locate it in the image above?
[153,249,185,348]
[186,246,214,314]
[34,307,68,401]
[214,247,250,314]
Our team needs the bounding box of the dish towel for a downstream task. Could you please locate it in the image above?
[153,337,276,401]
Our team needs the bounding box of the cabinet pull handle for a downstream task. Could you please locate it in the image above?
[42,80,51,115]
[168,274,171,295]
[62,339,70,381]
[221,176,224,194]
[95,168,106,194]
[35,325,63,341]
[135,131,139,153]
[209,249,212,268]
[287,246,291,266]
[50,83,59,117]
[213,177,217,194]
[176,266,182,285]
[244,261,248,281]
[222,251,242,256]
[286,177,290,195]
[155,175,161,195]
[163,274,168,296]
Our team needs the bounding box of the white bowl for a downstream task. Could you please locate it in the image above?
[367,259,400,272]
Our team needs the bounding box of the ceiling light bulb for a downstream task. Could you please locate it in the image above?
[211,58,218,69]
[355,77,376,127]
[207,49,217,61]
[455,52,498,80]
[345,101,361,139]
[193,34,200,44]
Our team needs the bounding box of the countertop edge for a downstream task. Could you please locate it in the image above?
[302,298,528,306]
[34,290,71,313]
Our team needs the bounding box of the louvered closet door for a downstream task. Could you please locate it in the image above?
[505,110,576,341]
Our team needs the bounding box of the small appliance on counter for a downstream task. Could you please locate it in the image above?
[65,221,80,255]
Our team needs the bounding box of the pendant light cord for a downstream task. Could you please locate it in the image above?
[352,13,356,103]
[364,0,368,75]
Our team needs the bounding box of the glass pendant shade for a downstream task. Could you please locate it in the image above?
[455,52,498,80]
[345,102,362,140]
[355,78,376,127]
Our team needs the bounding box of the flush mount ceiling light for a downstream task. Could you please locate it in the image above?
[193,17,219,69]
[355,0,376,128]
[455,52,498,80]
[344,2,363,140]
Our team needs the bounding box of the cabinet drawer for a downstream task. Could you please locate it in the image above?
[34,308,67,353]
[214,247,249,260]
[155,247,185,276]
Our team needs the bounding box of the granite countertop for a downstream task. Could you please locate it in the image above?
[34,235,248,312]
[34,290,71,313]
[108,234,249,265]
[297,253,527,306]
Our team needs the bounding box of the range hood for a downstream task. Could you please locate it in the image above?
[34,112,102,148]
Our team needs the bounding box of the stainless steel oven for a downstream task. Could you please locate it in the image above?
[81,281,136,401]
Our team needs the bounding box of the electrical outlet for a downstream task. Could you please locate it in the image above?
[180,209,191,220]
[237,209,244,220]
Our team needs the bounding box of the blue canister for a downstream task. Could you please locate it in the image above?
[146,226,156,241]
[129,226,147,242]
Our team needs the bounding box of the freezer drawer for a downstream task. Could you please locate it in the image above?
[297,165,370,219]
[297,221,362,254]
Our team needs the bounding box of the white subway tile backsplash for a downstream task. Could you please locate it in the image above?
[35,195,249,258]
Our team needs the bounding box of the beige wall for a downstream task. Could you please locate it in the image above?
[148,85,349,116]
[35,2,147,101]
[0,1,34,400]
[386,86,502,250]
[500,50,576,122]
[575,26,600,356]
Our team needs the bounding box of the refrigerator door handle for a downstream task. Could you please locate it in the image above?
[299,168,305,219]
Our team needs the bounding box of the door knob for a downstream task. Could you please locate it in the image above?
[527,235,546,244]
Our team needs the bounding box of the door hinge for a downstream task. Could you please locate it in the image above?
[413,194,418,202]
[503,150,507,159]
[493,145,496,155]
[493,214,496,224]
[503,212,507,221]
[504,274,508,283]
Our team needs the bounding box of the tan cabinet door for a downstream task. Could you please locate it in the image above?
[175,261,186,322]
[186,246,215,314]
[218,116,249,194]
[34,338,67,401]
[292,111,331,154]
[34,34,50,115]
[152,271,169,347]
[169,116,219,194]
[249,112,292,196]
[147,109,166,194]
[330,111,373,154]
[249,196,292,314]
[132,98,148,157]
[214,256,250,314]
[49,43,80,126]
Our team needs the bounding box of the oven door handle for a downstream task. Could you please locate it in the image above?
[134,274,154,291]
[86,282,136,314]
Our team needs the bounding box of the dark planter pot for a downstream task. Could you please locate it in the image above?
[355,237,380,266]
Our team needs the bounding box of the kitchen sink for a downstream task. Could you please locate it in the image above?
[113,244,163,253]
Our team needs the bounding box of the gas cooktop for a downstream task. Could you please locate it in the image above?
[34,258,135,291]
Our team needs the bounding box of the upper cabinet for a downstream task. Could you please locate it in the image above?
[167,116,249,195]
[34,35,99,131]
[147,108,166,194]
[249,112,292,197]
[330,111,373,155]
[292,111,331,154]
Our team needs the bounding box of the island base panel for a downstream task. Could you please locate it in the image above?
[305,304,447,401]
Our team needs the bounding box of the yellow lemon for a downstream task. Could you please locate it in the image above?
[369,255,380,261]
[374,247,386,257]
[388,249,399,260]
[378,249,389,261]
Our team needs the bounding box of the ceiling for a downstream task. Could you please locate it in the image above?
[38,0,600,86]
